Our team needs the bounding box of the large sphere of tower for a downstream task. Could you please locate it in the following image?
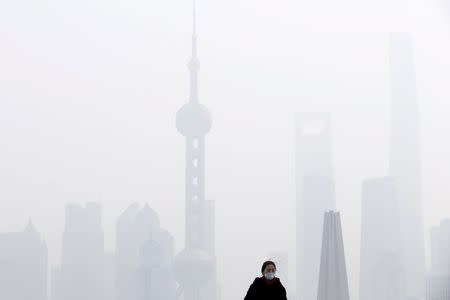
[176,103,212,137]
[173,248,215,287]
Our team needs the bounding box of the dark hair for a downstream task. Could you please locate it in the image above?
[261,260,276,274]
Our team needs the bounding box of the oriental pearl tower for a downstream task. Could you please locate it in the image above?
[173,1,215,300]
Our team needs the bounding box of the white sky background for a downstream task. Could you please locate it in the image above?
[1,0,450,299]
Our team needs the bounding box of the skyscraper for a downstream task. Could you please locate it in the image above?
[429,219,450,275]
[426,277,450,300]
[359,177,405,300]
[426,219,450,300]
[52,203,105,300]
[173,1,217,299]
[0,221,47,300]
[388,32,425,300]
[115,203,176,300]
[317,211,349,300]
[295,113,336,300]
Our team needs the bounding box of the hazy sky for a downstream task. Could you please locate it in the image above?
[1,0,450,299]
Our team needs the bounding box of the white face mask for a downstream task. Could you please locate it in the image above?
[264,272,275,280]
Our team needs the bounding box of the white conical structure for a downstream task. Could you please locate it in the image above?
[317,211,350,300]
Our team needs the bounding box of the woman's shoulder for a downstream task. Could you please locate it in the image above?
[275,278,287,290]
[252,276,265,284]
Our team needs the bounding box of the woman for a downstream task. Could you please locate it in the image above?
[244,260,288,300]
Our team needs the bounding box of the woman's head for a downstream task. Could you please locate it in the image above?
[261,260,276,280]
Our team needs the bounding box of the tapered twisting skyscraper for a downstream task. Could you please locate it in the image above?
[173,2,217,300]
[388,32,425,300]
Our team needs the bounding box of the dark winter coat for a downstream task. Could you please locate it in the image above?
[244,277,288,300]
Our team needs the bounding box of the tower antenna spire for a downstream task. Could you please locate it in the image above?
[193,0,197,38]
[189,0,199,103]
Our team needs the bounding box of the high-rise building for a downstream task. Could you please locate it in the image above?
[430,219,450,275]
[104,253,115,300]
[359,177,405,300]
[173,1,217,300]
[0,221,47,300]
[115,203,176,300]
[317,211,349,300]
[295,113,336,300]
[426,276,450,300]
[426,219,450,300]
[52,202,105,300]
[388,32,425,300]
[201,198,218,300]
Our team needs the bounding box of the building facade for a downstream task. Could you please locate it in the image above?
[388,32,425,300]
[52,203,105,300]
[359,177,405,300]
[0,221,47,300]
[115,203,176,300]
[426,219,450,300]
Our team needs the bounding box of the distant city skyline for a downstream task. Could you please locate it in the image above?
[1,0,450,299]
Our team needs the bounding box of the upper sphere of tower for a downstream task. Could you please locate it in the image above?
[176,102,212,137]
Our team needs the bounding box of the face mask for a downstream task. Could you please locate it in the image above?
[264,272,275,280]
